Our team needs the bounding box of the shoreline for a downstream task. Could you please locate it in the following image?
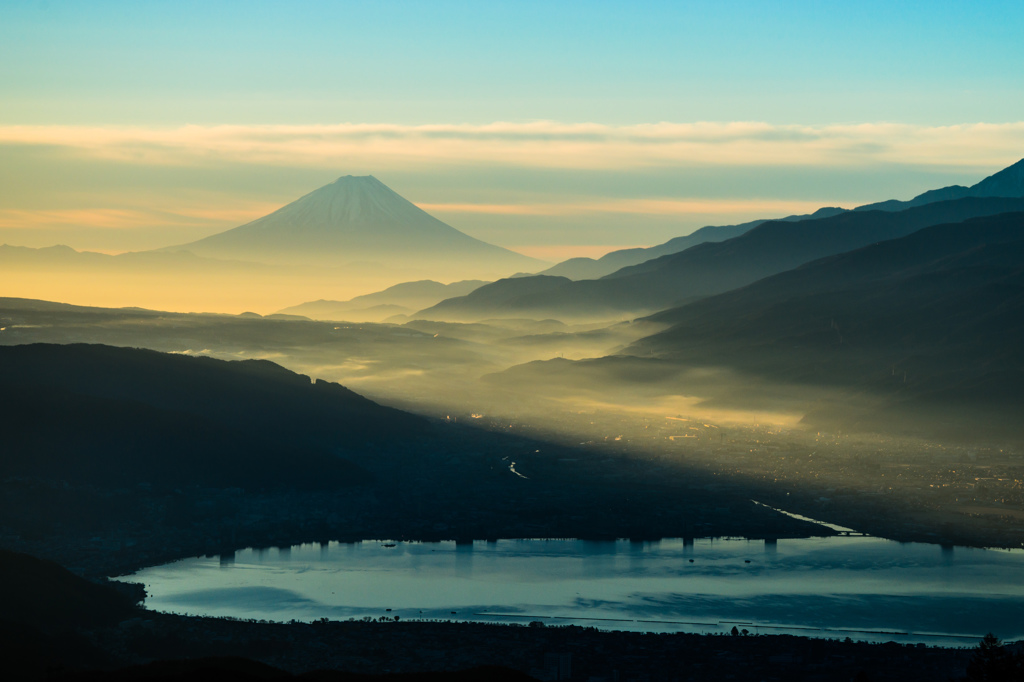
[114,534,1024,647]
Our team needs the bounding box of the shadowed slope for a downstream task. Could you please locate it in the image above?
[620,211,1024,436]
[0,549,138,631]
[0,344,426,490]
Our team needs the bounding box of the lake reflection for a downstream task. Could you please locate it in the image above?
[118,537,1024,645]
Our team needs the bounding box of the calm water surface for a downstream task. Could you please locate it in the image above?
[118,536,1024,645]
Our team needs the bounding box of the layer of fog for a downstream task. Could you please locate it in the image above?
[3,296,1022,548]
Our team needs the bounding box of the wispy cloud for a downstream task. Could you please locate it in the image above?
[2,121,1022,170]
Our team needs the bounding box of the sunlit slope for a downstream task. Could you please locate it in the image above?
[0,344,425,489]
[419,197,1024,321]
[621,211,1024,436]
[166,175,546,274]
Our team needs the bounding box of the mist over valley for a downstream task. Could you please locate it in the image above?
[5,159,1024,569]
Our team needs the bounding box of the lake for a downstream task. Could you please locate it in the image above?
[118,536,1024,645]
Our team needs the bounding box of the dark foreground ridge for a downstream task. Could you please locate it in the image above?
[0,343,423,490]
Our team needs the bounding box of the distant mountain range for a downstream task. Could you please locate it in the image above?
[418,195,1024,321]
[277,278,488,322]
[269,159,1024,323]
[0,242,270,272]
[539,207,847,280]
[537,158,1024,281]
[163,175,545,274]
[4,161,1023,318]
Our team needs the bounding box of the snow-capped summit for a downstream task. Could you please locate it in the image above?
[263,175,444,231]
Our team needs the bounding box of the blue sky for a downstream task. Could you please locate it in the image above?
[4,0,1022,125]
[1,0,1022,255]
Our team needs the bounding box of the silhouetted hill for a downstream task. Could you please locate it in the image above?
[278,280,488,322]
[164,176,545,275]
[971,157,1024,197]
[855,158,1024,212]
[0,549,138,632]
[0,344,425,490]
[418,197,1024,321]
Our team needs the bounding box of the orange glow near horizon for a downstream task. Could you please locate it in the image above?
[0,203,283,230]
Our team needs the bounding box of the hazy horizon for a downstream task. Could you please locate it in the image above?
[2,1,1023,262]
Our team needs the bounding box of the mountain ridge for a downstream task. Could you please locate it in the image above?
[417,196,1024,321]
[538,206,847,280]
[855,158,1024,212]
[620,211,1024,437]
[535,159,1024,281]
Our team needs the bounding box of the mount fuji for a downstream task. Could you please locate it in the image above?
[164,175,545,275]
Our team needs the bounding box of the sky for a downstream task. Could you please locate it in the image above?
[2,0,1023,259]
